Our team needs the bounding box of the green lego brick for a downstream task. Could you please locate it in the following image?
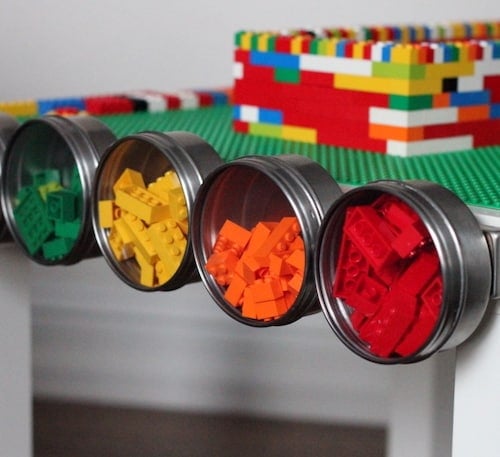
[389,95,434,110]
[42,237,74,260]
[46,189,77,222]
[234,31,245,47]
[98,106,500,211]
[13,187,54,255]
[267,36,276,52]
[55,220,81,240]
[275,67,300,84]
[249,122,282,139]
[33,169,61,187]
[372,62,426,80]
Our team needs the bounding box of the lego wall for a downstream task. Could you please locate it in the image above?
[2,0,497,425]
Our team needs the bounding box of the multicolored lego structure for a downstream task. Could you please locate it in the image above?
[0,88,232,117]
[233,21,500,156]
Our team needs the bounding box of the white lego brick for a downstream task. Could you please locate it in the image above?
[474,59,500,76]
[176,90,199,109]
[371,42,385,62]
[239,104,259,123]
[233,62,244,80]
[299,54,372,76]
[480,40,493,60]
[387,135,473,156]
[369,106,458,127]
[430,43,444,64]
[457,75,484,92]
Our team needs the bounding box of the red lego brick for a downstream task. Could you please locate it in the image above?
[332,197,443,358]
[344,205,399,272]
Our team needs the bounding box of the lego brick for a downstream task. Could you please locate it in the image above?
[369,106,458,127]
[299,54,372,76]
[113,168,146,193]
[46,190,77,222]
[0,99,38,117]
[457,105,490,122]
[42,237,74,260]
[372,62,426,80]
[54,220,81,240]
[369,123,424,141]
[389,95,434,110]
[13,187,54,255]
[115,186,170,225]
[250,51,300,69]
[386,135,473,156]
[334,73,443,95]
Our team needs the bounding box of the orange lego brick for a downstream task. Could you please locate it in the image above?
[245,222,272,255]
[284,249,305,273]
[369,123,425,141]
[253,216,301,258]
[205,249,239,286]
[432,93,451,108]
[242,287,258,319]
[269,252,294,277]
[218,219,252,254]
[457,105,490,122]
[255,296,288,320]
[287,272,304,295]
[249,278,284,303]
[224,273,247,307]
[241,255,268,284]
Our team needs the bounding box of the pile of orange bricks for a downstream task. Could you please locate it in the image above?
[205,217,305,321]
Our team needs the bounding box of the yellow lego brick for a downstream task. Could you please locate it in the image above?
[291,36,303,55]
[98,200,115,229]
[391,45,420,64]
[113,217,135,249]
[148,219,187,282]
[353,42,365,59]
[0,100,38,117]
[282,125,317,143]
[115,186,170,225]
[240,31,253,51]
[108,225,134,262]
[147,169,181,202]
[120,211,158,264]
[113,168,146,195]
[424,61,474,79]
[257,33,270,52]
[155,260,173,284]
[134,247,156,287]
[334,73,442,96]
[38,182,63,201]
[168,187,188,226]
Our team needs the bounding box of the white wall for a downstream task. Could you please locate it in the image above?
[0,0,498,100]
[2,0,498,425]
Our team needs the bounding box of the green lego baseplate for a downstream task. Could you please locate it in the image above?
[99,105,500,210]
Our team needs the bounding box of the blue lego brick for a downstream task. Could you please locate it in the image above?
[259,107,283,124]
[493,42,500,59]
[233,105,242,120]
[491,104,500,119]
[336,40,348,57]
[382,44,392,62]
[250,51,300,69]
[38,97,86,115]
[450,91,491,107]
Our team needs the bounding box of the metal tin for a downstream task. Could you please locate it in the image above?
[0,115,116,264]
[315,180,492,364]
[191,154,343,327]
[0,113,20,242]
[92,131,223,291]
